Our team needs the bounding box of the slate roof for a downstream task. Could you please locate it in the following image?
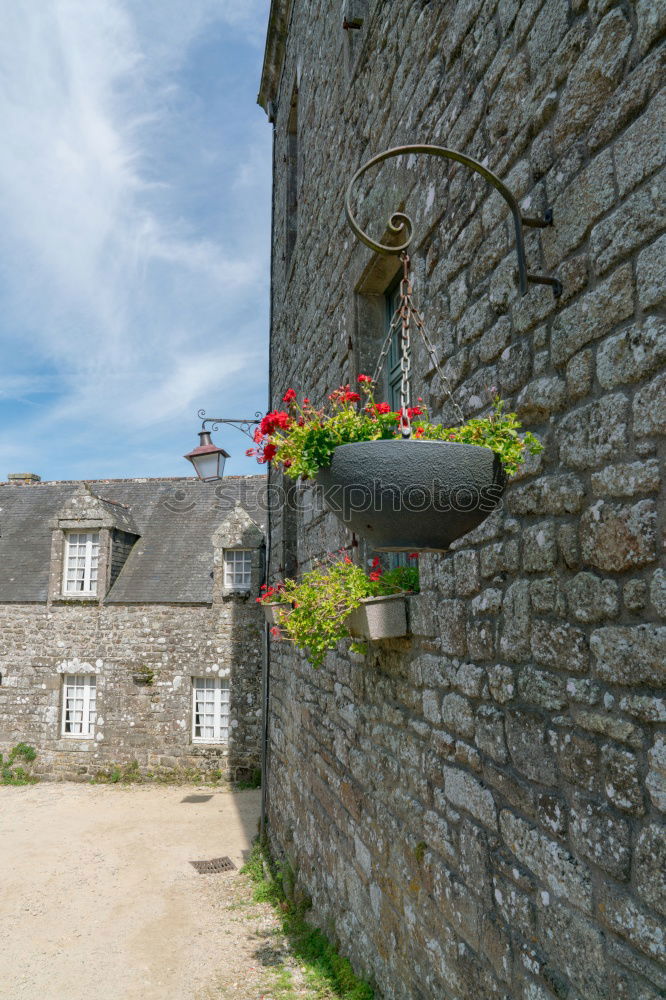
[0,476,267,604]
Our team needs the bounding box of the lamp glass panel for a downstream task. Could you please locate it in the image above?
[194,452,224,481]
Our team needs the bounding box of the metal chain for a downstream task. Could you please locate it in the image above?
[398,253,412,437]
[369,251,466,432]
[406,294,466,426]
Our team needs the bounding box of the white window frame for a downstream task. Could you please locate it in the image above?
[192,677,230,744]
[223,549,252,591]
[63,531,100,595]
[61,674,97,738]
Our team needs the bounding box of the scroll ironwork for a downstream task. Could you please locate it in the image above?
[345,144,562,297]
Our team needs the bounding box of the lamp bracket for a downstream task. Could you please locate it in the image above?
[345,144,562,297]
[197,411,262,442]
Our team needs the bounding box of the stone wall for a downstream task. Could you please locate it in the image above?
[0,598,263,781]
[263,1,665,997]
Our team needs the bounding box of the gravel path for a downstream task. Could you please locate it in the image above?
[0,782,290,1000]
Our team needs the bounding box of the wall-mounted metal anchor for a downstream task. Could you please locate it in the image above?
[345,145,564,299]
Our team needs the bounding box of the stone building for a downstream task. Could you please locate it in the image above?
[259,2,665,998]
[0,473,267,781]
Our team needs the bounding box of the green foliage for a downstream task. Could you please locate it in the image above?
[242,842,374,1000]
[0,743,38,785]
[91,760,229,785]
[414,841,428,866]
[413,395,543,476]
[234,767,262,790]
[377,564,420,595]
[253,382,542,479]
[132,665,154,685]
[260,556,419,669]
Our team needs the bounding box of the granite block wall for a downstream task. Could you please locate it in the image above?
[264,1,665,996]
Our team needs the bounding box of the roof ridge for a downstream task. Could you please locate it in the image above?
[0,474,266,486]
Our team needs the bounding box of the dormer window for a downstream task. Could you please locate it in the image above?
[63,532,100,595]
[223,549,252,591]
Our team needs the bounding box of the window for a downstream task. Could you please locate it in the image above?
[285,83,299,270]
[386,283,411,570]
[61,674,96,737]
[224,549,252,590]
[386,281,403,410]
[192,677,230,744]
[63,531,100,594]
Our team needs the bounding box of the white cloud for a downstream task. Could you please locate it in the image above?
[0,0,271,479]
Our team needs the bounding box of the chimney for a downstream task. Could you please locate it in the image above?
[7,473,41,486]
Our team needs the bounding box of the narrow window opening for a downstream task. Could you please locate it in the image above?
[285,84,299,271]
[386,281,411,570]
[192,677,230,744]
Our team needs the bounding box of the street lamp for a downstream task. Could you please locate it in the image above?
[184,410,261,482]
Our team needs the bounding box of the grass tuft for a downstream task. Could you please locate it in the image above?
[241,841,374,1000]
[1,743,38,785]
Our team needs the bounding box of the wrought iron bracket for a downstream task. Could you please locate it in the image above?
[197,410,261,442]
[345,144,562,298]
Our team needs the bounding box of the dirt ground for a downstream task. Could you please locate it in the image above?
[0,782,305,1000]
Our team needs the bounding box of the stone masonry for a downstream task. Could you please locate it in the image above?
[0,477,267,781]
[260,1,665,997]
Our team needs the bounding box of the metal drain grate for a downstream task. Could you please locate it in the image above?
[190,856,237,874]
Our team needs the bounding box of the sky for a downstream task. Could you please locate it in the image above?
[0,0,272,482]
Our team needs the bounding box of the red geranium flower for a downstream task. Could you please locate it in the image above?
[369,571,381,582]
[262,443,277,463]
[282,388,297,402]
[408,406,423,418]
[345,391,361,403]
[375,402,391,414]
[259,410,291,436]
[357,374,373,383]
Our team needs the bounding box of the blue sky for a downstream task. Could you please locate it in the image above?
[0,0,271,482]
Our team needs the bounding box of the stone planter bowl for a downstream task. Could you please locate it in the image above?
[346,593,409,641]
[316,439,506,552]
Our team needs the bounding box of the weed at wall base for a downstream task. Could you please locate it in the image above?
[242,840,374,1000]
[1,743,38,785]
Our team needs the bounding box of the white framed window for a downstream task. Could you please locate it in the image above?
[63,531,100,594]
[192,677,230,744]
[223,549,252,590]
[61,674,96,738]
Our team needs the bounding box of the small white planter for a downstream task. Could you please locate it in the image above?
[346,593,409,641]
[262,603,285,627]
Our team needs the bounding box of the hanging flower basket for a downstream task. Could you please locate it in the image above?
[316,438,505,552]
[256,558,418,667]
[247,239,544,552]
[346,592,409,640]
